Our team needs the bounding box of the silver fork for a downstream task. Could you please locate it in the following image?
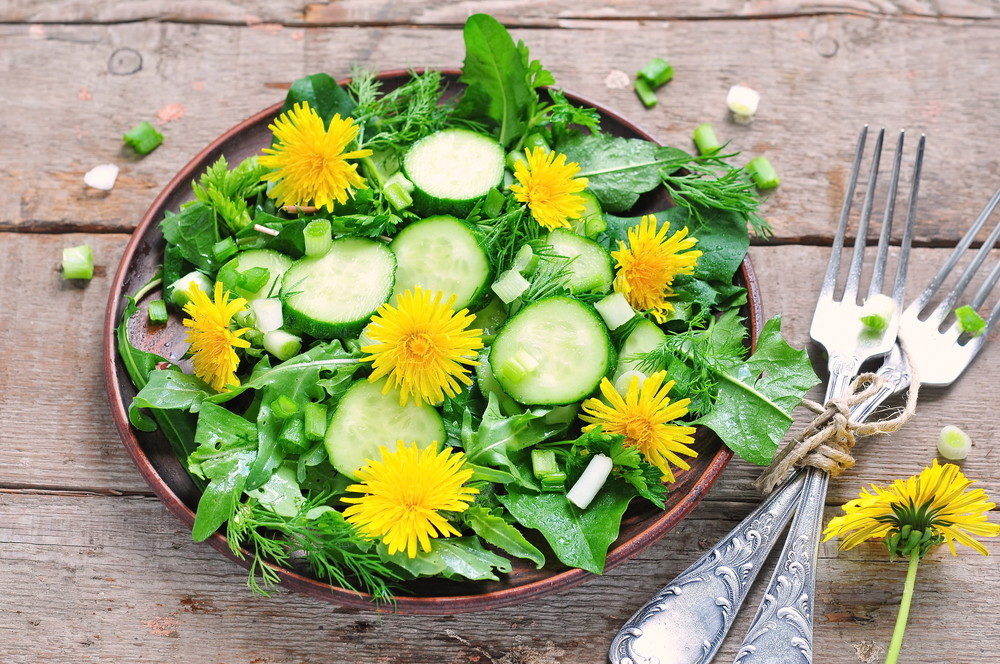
[609,127,923,664]
[735,185,1000,663]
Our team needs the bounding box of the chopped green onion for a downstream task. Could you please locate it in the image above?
[692,123,721,156]
[614,369,648,394]
[955,305,987,336]
[84,163,119,191]
[303,402,328,442]
[491,269,531,304]
[212,237,238,263]
[244,329,264,347]
[512,244,539,275]
[61,244,94,280]
[385,171,414,193]
[727,85,760,122]
[168,271,212,306]
[583,214,608,238]
[594,292,636,330]
[236,266,270,294]
[122,121,164,155]
[302,219,332,257]
[271,395,299,419]
[859,294,895,335]
[278,416,308,454]
[540,472,567,491]
[634,78,658,109]
[567,453,614,509]
[746,156,780,190]
[482,188,505,218]
[233,308,256,329]
[506,149,528,171]
[147,299,168,324]
[637,58,674,88]
[263,329,302,360]
[938,425,971,460]
[524,133,550,151]
[250,298,283,333]
[531,449,559,479]
[384,182,413,210]
[860,314,888,333]
[497,349,539,385]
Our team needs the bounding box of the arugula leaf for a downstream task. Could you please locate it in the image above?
[189,402,258,541]
[500,481,635,573]
[463,506,545,568]
[160,202,219,273]
[116,296,200,474]
[457,14,534,147]
[379,536,512,581]
[131,368,212,414]
[696,316,819,465]
[282,73,356,124]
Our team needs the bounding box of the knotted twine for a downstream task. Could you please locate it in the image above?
[755,360,920,495]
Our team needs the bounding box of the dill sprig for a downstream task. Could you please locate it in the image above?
[478,206,544,273]
[520,248,575,303]
[226,494,400,599]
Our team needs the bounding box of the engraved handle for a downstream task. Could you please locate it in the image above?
[609,473,807,664]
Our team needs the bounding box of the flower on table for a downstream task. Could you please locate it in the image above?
[509,146,589,231]
[611,214,701,323]
[580,370,697,483]
[181,281,251,392]
[342,442,478,558]
[259,101,372,212]
[361,287,484,406]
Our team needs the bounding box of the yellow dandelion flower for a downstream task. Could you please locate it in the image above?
[258,101,372,212]
[509,146,589,230]
[612,214,702,323]
[824,459,1000,556]
[580,371,697,482]
[342,442,479,558]
[181,282,251,392]
[361,287,484,406]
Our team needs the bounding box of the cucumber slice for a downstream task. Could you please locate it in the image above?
[280,238,395,338]
[490,296,614,405]
[325,379,446,480]
[614,319,667,379]
[389,215,493,309]
[542,229,613,294]
[570,191,607,238]
[217,249,292,300]
[403,129,505,216]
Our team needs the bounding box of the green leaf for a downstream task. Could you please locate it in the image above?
[457,14,534,146]
[558,133,687,213]
[160,202,219,273]
[131,369,212,414]
[282,73,356,124]
[379,536,512,581]
[189,402,258,541]
[464,506,545,568]
[500,481,635,573]
[696,316,819,465]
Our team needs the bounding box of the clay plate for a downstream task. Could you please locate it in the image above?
[103,70,763,615]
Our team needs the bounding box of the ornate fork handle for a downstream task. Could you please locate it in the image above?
[609,473,807,664]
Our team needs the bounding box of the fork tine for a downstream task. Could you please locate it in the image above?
[970,260,1000,309]
[821,126,868,297]
[843,128,885,302]
[910,187,1000,315]
[891,134,924,304]
[868,130,905,298]
[927,189,1000,322]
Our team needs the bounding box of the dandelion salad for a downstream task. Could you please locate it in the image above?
[117,14,818,599]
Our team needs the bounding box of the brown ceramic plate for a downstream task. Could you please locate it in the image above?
[103,70,763,615]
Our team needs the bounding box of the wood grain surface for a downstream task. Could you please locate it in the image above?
[2,3,999,662]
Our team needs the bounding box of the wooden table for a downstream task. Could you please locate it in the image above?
[2,2,998,662]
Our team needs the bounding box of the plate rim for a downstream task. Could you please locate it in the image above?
[102,68,763,615]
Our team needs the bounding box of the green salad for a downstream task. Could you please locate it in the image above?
[119,14,817,599]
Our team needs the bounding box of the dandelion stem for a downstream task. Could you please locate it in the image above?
[884,550,921,664]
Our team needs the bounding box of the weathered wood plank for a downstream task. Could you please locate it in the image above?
[1,490,996,663]
[3,233,999,507]
[2,0,997,24]
[1,20,998,242]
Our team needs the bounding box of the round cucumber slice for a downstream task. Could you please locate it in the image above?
[403,128,504,216]
[614,318,667,380]
[280,237,395,338]
[390,215,493,309]
[216,249,292,300]
[543,229,613,294]
[325,379,446,480]
[490,296,614,405]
